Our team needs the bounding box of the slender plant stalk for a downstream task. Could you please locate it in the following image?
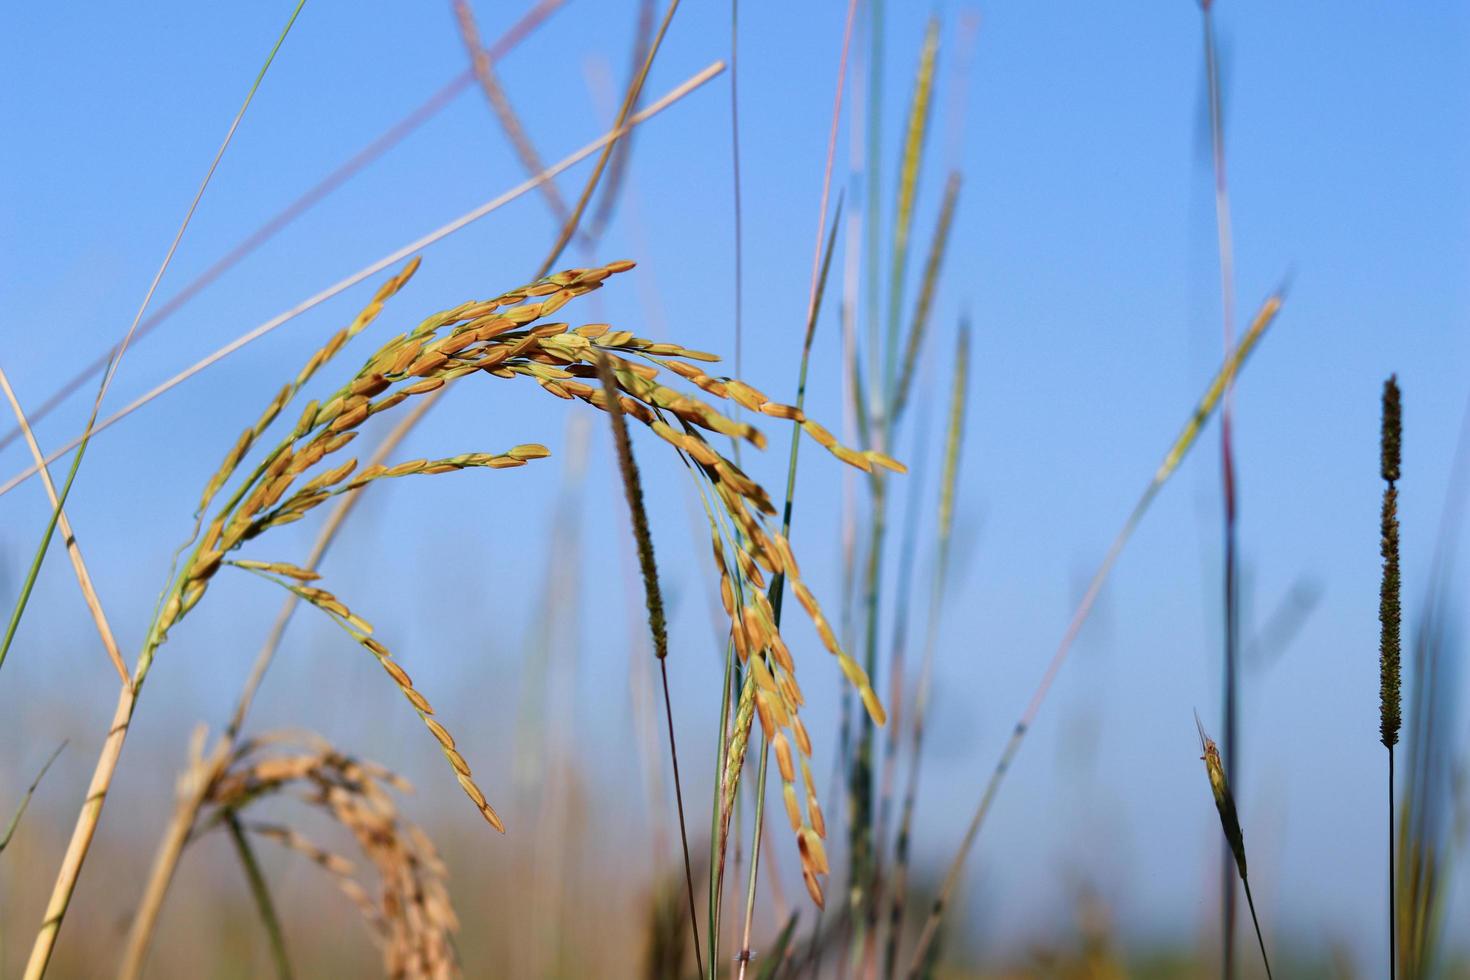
[884,322,968,979]
[0,0,564,458]
[1199,6,1242,970]
[588,0,656,241]
[1379,375,1402,979]
[851,26,942,958]
[905,292,1285,976]
[0,61,724,502]
[225,813,293,980]
[0,742,66,853]
[453,0,572,226]
[730,0,745,392]
[535,0,681,276]
[0,367,128,684]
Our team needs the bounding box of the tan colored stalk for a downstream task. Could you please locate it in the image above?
[0,367,128,685]
[453,0,572,225]
[535,0,681,276]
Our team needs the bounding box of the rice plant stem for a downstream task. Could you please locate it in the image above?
[905,294,1284,976]
[708,637,738,979]
[225,812,293,980]
[735,741,772,980]
[0,367,129,685]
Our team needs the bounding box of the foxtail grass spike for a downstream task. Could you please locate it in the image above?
[1379,374,1402,980]
[1380,375,1402,750]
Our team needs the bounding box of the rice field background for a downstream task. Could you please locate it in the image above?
[1,2,1468,977]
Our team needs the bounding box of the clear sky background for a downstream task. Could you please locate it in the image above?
[2,1,1468,971]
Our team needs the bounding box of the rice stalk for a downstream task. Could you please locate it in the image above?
[1196,714,1273,980]
[905,290,1285,976]
[727,182,850,980]
[127,50,703,980]
[890,171,960,428]
[0,367,128,684]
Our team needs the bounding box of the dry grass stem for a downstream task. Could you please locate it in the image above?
[0,367,129,685]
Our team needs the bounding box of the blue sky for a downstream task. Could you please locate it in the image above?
[2,1,1468,970]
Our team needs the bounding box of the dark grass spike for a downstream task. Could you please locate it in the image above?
[593,352,701,979]
[1379,374,1402,978]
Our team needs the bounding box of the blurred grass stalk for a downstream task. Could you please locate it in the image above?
[1395,390,1469,979]
[904,290,1284,976]
[846,15,942,971]
[1198,3,1243,971]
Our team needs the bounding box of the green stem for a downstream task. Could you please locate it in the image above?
[225,814,293,980]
